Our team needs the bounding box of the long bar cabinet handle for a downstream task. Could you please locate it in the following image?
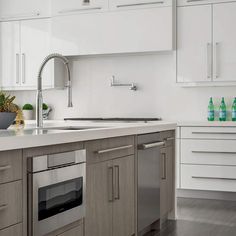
[108,167,114,202]
[95,145,133,154]
[192,176,236,181]
[0,165,11,171]
[59,7,102,14]
[138,141,165,150]
[117,1,164,7]
[16,53,20,84]
[0,204,8,211]
[114,165,120,200]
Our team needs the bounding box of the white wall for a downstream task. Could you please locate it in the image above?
[11,52,236,122]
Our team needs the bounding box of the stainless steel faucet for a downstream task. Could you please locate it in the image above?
[36,53,73,128]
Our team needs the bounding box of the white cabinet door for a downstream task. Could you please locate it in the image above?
[0,0,50,21]
[110,0,172,10]
[52,0,108,16]
[0,21,21,89]
[20,19,52,89]
[52,7,173,55]
[213,2,236,82]
[177,5,212,83]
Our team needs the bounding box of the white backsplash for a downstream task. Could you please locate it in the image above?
[11,52,236,122]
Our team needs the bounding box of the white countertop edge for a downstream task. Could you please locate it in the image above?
[0,122,176,152]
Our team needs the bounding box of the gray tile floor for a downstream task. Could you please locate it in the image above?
[156,198,236,236]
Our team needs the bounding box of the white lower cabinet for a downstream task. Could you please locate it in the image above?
[52,6,174,56]
[178,125,236,192]
[181,164,236,192]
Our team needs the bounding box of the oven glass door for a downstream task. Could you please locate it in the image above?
[38,177,83,221]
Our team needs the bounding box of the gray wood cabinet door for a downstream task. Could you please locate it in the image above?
[113,155,135,236]
[85,161,113,236]
[160,146,174,218]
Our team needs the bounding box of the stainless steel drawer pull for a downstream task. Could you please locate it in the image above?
[207,43,212,79]
[22,53,26,84]
[0,204,8,211]
[59,7,102,14]
[192,132,236,135]
[192,151,236,155]
[95,145,133,154]
[0,165,11,171]
[114,165,120,200]
[192,176,236,181]
[108,167,114,202]
[16,54,20,84]
[165,137,175,141]
[187,0,206,2]
[117,1,164,8]
[138,141,165,150]
[161,153,166,180]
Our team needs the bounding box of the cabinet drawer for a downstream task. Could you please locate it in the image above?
[0,150,22,184]
[181,164,236,192]
[0,181,23,230]
[52,0,108,16]
[181,139,236,165]
[110,0,172,10]
[0,223,22,236]
[181,126,236,140]
[57,224,83,236]
[86,136,135,164]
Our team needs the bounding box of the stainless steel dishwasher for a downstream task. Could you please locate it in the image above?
[137,133,165,233]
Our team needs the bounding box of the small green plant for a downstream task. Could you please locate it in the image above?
[43,103,48,110]
[22,103,33,110]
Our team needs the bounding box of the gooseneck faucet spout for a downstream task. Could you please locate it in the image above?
[36,53,73,128]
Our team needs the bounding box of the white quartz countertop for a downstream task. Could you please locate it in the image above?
[178,121,236,127]
[0,120,176,152]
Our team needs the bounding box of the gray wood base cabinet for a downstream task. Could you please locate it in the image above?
[85,136,135,236]
[160,139,175,220]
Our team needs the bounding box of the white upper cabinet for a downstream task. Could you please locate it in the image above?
[110,0,172,10]
[20,19,52,89]
[177,1,236,85]
[0,21,21,89]
[0,0,50,21]
[51,0,108,16]
[0,19,65,90]
[212,2,236,82]
[52,6,174,55]
[177,5,212,83]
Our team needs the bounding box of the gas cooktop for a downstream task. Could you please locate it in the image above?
[64,118,162,123]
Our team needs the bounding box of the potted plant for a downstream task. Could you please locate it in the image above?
[0,92,23,129]
[22,103,34,120]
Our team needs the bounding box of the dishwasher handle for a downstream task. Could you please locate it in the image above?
[138,141,165,150]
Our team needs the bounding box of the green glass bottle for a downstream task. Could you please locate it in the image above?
[232,98,236,121]
[207,97,215,121]
[219,97,227,121]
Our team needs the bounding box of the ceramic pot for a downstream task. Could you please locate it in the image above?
[0,112,17,129]
[23,110,34,120]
